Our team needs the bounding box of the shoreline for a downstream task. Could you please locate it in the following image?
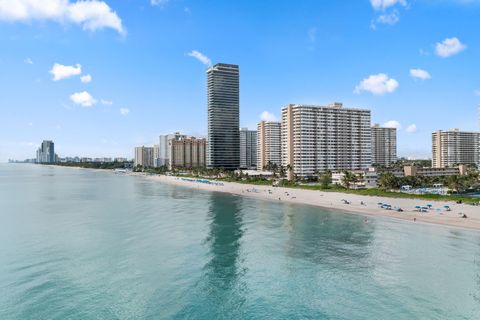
[141,174,480,232]
[46,165,480,232]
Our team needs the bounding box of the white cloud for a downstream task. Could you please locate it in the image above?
[376,12,399,25]
[0,0,125,35]
[101,99,113,105]
[50,63,81,81]
[80,74,92,83]
[187,50,211,66]
[24,57,33,64]
[151,0,168,6]
[70,91,97,107]
[370,0,407,11]
[406,124,417,133]
[260,111,278,122]
[120,108,130,116]
[354,73,399,95]
[435,37,466,58]
[383,120,401,129]
[410,68,431,80]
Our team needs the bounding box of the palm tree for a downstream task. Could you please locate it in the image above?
[342,171,357,189]
[319,170,332,189]
[378,172,398,190]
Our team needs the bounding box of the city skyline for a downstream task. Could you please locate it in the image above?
[1,0,480,162]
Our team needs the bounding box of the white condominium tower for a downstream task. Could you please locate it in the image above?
[257,121,281,170]
[159,133,176,167]
[432,129,480,168]
[134,146,154,167]
[281,103,372,179]
[371,124,397,166]
[240,128,257,169]
[207,63,240,170]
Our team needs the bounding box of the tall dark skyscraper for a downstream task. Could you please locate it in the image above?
[207,63,240,169]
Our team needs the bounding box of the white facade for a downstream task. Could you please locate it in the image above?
[257,121,281,170]
[281,103,372,179]
[432,129,480,168]
[159,134,176,167]
[134,146,154,167]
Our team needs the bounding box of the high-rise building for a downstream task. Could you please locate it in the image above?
[371,124,397,166]
[36,140,56,163]
[207,63,240,169]
[153,144,160,167]
[257,121,281,170]
[281,103,372,179]
[240,128,257,169]
[168,135,207,170]
[432,129,480,168]
[134,146,154,167]
[159,134,176,167]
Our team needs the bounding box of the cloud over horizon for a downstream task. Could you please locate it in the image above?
[0,0,125,35]
[354,73,399,95]
[50,63,82,81]
[70,91,97,107]
[187,50,211,66]
[435,37,466,58]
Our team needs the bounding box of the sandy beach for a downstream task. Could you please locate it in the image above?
[138,173,480,232]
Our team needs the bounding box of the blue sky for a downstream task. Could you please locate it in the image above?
[0,0,479,161]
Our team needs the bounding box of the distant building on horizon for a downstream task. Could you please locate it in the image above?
[134,146,154,167]
[371,124,397,167]
[281,103,372,179]
[240,128,257,169]
[168,135,207,170]
[207,63,240,170]
[36,140,56,164]
[432,129,480,168]
[257,121,281,170]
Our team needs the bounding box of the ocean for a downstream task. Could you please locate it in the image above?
[1,164,479,319]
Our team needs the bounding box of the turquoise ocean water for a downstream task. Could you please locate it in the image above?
[1,164,479,319]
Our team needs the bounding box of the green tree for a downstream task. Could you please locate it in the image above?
[378,172,399,190]
[319,170,332,189]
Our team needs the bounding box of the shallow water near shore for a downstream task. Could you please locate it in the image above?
[1,164,480,319]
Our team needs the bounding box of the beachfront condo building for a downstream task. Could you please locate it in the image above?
[240,128,257,169]
[36,140,56,164]
[168,135,207,170]
[153,144,160,167]
[371,124,397,167]
[159,134,176,167]
[134,146,154,168]
[207,63,240,169]
[432,129,480,168]
[257,121,282,170]
[281,103,372,179]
